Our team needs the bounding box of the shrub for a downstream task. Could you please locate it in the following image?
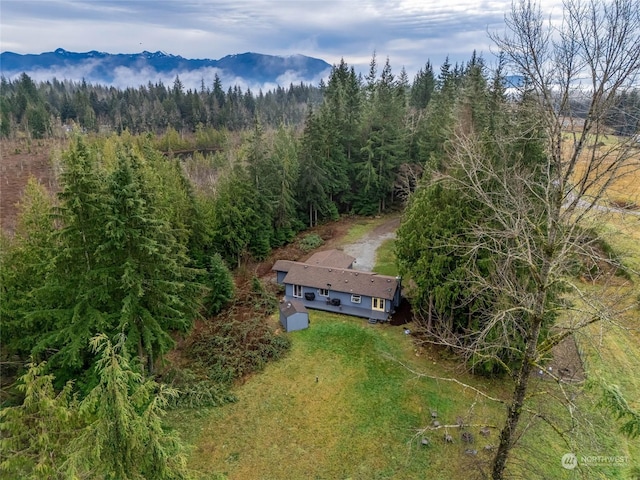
[185,315,291,384]
[299,233,323,252]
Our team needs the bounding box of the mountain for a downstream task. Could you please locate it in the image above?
[0,48,331,89]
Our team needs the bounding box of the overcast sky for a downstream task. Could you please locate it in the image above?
[0,0,564,81]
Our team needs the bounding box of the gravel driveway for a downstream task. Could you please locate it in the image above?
[342,217,400,271]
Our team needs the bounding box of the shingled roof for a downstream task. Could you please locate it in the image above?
[282,263,399,300]
[272,259,296,273]
[279,298,308,317]
[304,249,355,269]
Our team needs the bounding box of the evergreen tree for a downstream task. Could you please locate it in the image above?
[355,57,407,214]
[27,136,201,381]
[1,336,191,480]
[97,142,201,373]
[296,108,333,226]
[202,253,235,316]
[29,137,109,382]
[0,361,78,479]
[416,57,459,170]
[410,62,436,110]
[64,334,189,480]
[0,179,56,354]
[211,164,272,264]
[318,59,361,209]
[270,124,301,243]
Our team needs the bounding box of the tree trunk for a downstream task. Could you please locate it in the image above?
[491,317,543,479]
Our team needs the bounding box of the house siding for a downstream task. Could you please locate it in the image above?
[284,284,393,321]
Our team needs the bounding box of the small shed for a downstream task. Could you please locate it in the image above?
[279,299,309,332]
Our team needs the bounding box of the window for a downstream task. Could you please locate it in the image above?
[319,288,329,297]
[351,294,361,304]
[372,297,385,311]
[293,284,302,298]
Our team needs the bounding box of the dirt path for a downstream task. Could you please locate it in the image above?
[342,216,401,271]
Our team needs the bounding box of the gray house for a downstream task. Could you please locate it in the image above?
[278,299,309,332]
[272,249,401,323]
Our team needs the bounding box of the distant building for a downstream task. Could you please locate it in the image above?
[272,249,402,329]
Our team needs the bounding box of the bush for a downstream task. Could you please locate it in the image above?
[162,366,237,409]
[185,315,291,384]
[299,233,324,252]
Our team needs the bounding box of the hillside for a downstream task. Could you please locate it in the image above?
[0,48,331,88]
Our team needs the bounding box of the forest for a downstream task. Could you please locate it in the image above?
[1,1,640,478]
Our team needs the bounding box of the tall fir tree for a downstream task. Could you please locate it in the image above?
[27,136,202,382]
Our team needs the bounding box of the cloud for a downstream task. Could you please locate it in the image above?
[1,0,565,79]
[3,62,328,93]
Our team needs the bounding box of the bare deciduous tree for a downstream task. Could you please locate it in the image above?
[401,0,639,477]
[449,0,640,477]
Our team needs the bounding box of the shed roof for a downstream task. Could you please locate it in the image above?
[282,263,399,300]
[305,249,355,269]
[279,298,308,317]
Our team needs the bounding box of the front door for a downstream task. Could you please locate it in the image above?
[372,297,385,311]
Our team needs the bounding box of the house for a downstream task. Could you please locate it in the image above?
[279,299,309,332]
[272,249,401,325]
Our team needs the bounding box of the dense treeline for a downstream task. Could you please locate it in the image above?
[0,72,322,137]
[3,51,637,381]
[396,54,554,374]
[0,52,487,379]
[2,64,637,143]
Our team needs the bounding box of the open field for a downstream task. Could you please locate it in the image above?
[170,313,508,480]
[568,134,640,210]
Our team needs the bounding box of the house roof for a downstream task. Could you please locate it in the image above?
[272,259,296,273]
[279,298,308,317]
[305,249,355,269]
[282,263,399,300]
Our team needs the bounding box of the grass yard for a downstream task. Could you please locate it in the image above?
[174,313,509,479]
[373,238,398,277]
[574,209,640,479]
[171,314,613,479]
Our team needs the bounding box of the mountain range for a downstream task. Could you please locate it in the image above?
[0,48,332,90]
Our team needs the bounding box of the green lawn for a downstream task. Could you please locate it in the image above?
[173,313,509,479]
[373,238,398,276]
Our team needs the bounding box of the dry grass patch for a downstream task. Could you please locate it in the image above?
[568,135,640,209]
